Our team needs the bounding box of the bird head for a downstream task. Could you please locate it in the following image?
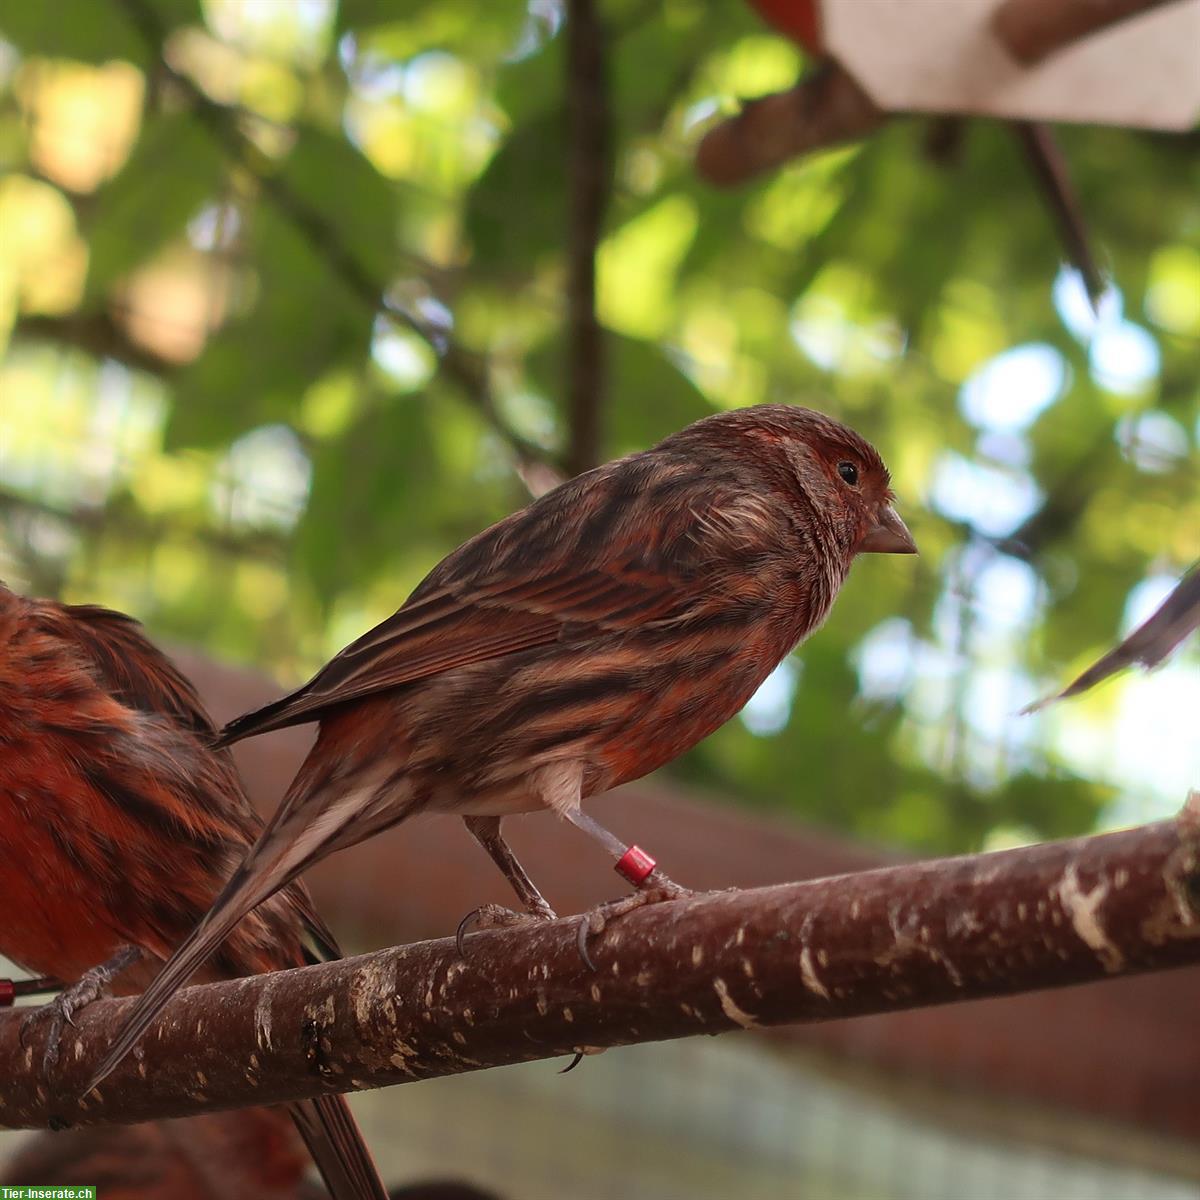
[699,404,917,560]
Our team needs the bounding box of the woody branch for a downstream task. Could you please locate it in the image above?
[3,804,1199,1130]
[695,63,885,187]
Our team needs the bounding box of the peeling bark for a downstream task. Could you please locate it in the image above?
[4,810,1199,1131]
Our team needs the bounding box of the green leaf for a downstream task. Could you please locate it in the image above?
[337,0,527,60]
[166,125,393,445]
[465,109,566,275]
[527,330,714,459]
[86,113,224,297]
[994,772,1112,842]
[294,395,436,606]
[0,0,201,66]
[271,125,396,294]
[603,335,715,455]
[492,21,563,126]
[165,325,322,449]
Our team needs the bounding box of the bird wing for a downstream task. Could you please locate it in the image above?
[218,552,725,747]
[53,603,220,740]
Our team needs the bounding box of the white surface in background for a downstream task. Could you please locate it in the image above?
[824,0,1200,129]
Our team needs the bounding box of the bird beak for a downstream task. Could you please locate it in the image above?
[859,504,917,555]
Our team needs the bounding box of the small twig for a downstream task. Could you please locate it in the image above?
[696,62,886,188]
[994,0,1185,64]
[14,312,179,376]
[4,813,1200,1129]
[564,0,612,476]
[1010,121,1106,308]
[0,487,287,565]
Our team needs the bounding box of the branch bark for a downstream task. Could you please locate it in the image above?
[5,810,1200,1131]
[993,0,1185,64]
[14,312,180,377]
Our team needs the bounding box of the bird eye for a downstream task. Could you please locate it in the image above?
[837,461,859,486]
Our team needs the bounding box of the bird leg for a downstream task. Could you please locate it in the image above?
[456,816,558,955]
[20,944,144,1073]
[563,807,693,971]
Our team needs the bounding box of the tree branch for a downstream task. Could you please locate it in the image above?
[695,63,886,188]
[5,808,1200,1130]
[994,0,1185,64]
[564,0,611,476]
[0,487,288,564]
[1010,121,1106,307]
[14,312,180,377]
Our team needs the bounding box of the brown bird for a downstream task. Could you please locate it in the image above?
[0,588,386,1200]
[92,403,915,1086]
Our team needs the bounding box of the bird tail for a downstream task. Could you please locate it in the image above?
[288,1094,387,1200]
[84,851,390,1200]
[84,850,304,1094]
[87,736,374,1096]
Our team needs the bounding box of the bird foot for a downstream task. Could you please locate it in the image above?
[576,871,693,971]
[19,946,141,1077]
[20,978,101,1075]
[456,901,557,957]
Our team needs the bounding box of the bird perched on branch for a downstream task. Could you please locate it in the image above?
[0,587,386,1200]
[92,403,916,1087]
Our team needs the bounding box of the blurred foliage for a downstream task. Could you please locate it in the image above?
[0,0,1196,855]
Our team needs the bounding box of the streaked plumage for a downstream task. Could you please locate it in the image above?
[0,588,385,1200]
[95,403,916,1084]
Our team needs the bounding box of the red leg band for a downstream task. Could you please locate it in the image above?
[615,845,656,886]
[0,980,14,1008]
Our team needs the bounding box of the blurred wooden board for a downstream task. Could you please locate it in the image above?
[824,0,1200,128]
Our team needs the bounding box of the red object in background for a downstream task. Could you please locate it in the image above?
[0,976,62,1008]
[747,0,823,51]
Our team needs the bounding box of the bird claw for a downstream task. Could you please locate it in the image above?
[559,1044,606,1074]
[575,872,694,972]
[20,981,94,1074]
[456,901,557,958]
[18,948,139,1078]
